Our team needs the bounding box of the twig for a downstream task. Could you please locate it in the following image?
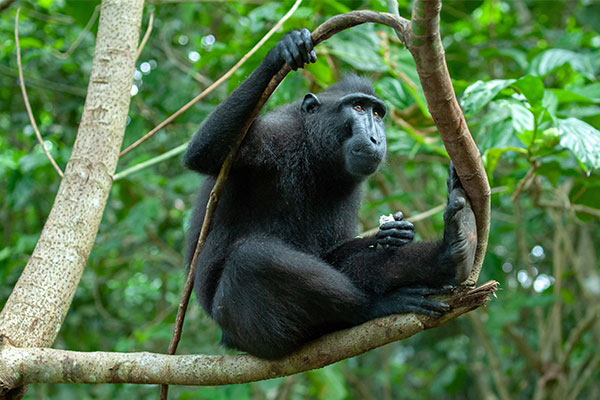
[560,306,599,368]
[136,10,154,60]
[567,352,600,400]
[159,4,307,399]
[511,162,539,202]
[121,0,304,158]
[54,6,100,58]
[503,325,543,373]
[15,8,64,178]
[160,8,410,400]
[469,312,512,400]
[113,143,187,181]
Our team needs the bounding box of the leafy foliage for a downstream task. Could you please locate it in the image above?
[1,0,599,399]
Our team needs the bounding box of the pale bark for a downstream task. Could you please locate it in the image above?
[0,282,497,387]
[0,0,144,347]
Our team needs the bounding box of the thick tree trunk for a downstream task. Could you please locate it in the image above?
[0,0,144,348]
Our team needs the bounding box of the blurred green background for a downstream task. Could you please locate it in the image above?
[1,0,599,399]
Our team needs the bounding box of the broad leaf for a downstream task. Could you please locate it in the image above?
[375,77,412,110]
[512,75,545,106]
[327,24,386,72]
[529,49,596,79]
[460,79,515,117]
[557,118,600,171]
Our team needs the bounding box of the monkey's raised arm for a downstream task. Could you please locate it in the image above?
[184,29,316,175]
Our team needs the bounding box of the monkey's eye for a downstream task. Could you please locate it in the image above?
[353,104,364,112]
[373,109,381,118]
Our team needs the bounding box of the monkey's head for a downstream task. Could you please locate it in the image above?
[300,75,387,180]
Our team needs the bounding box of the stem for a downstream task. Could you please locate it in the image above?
[15,8,64,178]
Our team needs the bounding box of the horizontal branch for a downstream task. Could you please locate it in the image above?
[0,282,497,388]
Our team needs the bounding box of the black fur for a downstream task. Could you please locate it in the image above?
[184,29,476,359]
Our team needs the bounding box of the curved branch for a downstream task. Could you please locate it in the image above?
[15,9,64,178]
[0,282,497,388]
[404,0,490,284]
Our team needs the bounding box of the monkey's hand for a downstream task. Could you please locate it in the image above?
[265,29,316,72]
[376,211,415,249]
[442,163,477,283]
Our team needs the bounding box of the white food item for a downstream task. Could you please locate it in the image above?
[379,214,395,226]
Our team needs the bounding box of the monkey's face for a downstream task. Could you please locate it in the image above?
[338,93,387,178]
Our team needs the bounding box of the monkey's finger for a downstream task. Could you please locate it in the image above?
[444,197,466,221]
[379,220,414,231]
[288,41,304,70]
[298,29,313,64]
[309,50,317,63]
[281,48,297,71]
[299,28,313,50]
[294,35,310,66]
[376,228,414,241]
[393,211,404,221]
[400,305,443,318]
[413,298,450,313]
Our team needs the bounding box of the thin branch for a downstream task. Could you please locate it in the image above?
[567,352,600,400]
[120,0,304,158]
[511,162,539,202]
[560,306,599,368]
[54,6,100,58]
[136,10,154,60]
[503,325,543,374]
[113,143,187,181]
[0,282,497,388]
[469,312,512,400]
[15,8,64,178]
[159,3,306,398]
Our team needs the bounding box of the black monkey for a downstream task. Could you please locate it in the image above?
[184,29,477,359]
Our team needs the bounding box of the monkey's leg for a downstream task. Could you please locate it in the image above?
[210,235,369,359]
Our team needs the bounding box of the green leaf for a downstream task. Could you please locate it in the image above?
[570,83,600,103]
[557,118,600,171]
[483,146,527,176]
[375,77,412,110]
[460,79,515,117]
[509,103,535,144]
[327,24,386,72]
[512,75,545,106]
[529,49,596,79]
[497,48,528,71]
[550,89,596,104]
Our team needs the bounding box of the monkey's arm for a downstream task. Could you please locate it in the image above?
[184,29,315,175]
[325,166,477,293]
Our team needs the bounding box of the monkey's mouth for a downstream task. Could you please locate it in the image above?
[346,151,382,177]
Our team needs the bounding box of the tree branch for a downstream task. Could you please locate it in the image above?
[0,282,497,388]
[15,8,64,178]
[135,9,154,60]
[1,0,145,350]
[119,0,304,157]
[403,0,491,285]
[53,6,100,59]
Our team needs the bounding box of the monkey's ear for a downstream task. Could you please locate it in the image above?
[301,93,321,113]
